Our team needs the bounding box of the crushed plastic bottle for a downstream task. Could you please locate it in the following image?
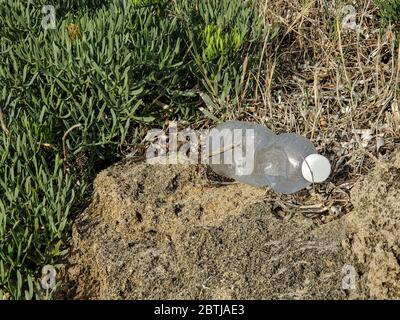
[206,121,331,194]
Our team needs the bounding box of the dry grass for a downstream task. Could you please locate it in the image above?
[231,0,400,220]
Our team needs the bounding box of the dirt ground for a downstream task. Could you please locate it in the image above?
[63,151,400,299]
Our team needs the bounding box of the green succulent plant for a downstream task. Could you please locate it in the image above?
[374,0,400,25]
[202,24,244,61]
[131,0,161,7]
[0,0,275,299]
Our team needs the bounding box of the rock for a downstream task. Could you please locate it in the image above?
[345,151,400,299]
[64,152,400,300]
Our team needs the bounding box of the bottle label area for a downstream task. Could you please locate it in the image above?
[144,122,260,176]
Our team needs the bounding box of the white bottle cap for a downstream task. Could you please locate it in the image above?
[301,154,331,183]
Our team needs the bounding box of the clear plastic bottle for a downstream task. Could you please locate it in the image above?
[206,121,331,194]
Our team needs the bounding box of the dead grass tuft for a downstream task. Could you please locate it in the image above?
[235,0,399,218]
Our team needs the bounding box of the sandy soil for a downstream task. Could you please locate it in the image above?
[63,152,400,299]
